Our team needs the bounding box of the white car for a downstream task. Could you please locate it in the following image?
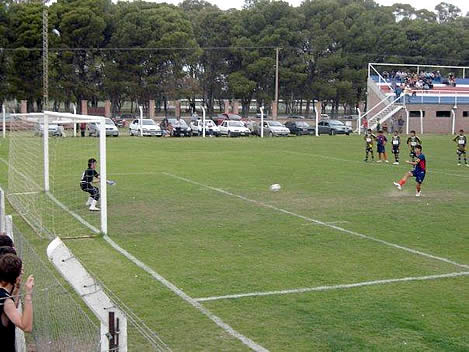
[219,120,250,137]
[129,119,163,137]
[259,120,290,137]
[189,119,220,136]
[88,118,119,137]
[34,122,63,137]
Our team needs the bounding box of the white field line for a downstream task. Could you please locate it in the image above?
[109,172,159,176]
[45,192,100,234]
[281,150,469,179]
[9,191,40,196]
[102,235,268,352]
[163,172,469,270]
[195,271,469,302]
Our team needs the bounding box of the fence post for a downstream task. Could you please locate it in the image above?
[0,187,5,233]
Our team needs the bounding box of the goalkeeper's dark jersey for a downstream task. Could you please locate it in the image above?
[407,136,421,150]
[80,168,99,185]
[454,135,467,151]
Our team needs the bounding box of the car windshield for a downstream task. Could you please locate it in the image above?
[169,119,188,127]
[268,121,283,127]
[143,120,156,126]
[227,114,242,120]
[330,120,344,126]
[105,118,114,125]
[205,120,215,126]
[229,121,244,127]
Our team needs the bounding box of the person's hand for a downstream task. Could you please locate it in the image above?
[24,275,34,295]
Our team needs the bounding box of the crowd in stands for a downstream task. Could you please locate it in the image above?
[0,233,34,352]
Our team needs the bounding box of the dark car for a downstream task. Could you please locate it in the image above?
[214,113,244,126]
[318,120,352,135]
[285,121,315,136]
[287,115,306,119]
[160,117,192,137]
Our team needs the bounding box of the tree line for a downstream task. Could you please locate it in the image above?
[0,0,468,116]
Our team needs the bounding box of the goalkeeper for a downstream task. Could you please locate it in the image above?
[80,158,101,211]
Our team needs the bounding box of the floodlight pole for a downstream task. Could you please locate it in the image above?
[201,106,206,138]
[260,106,264,138]
[139,105,143,137]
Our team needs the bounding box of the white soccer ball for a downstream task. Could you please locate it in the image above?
[270,184,281,192]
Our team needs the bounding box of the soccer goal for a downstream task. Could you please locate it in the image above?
[7,111,108,238]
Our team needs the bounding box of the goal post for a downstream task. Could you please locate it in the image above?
[8,111,108,238]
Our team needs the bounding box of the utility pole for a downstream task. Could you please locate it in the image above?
[42,1,48,111]
[274,47,279,120]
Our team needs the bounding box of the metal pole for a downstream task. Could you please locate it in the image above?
[43,112,49,192]
[420,109,423,135]
[139,105,143,137]
[72,104,77,137]
[314,105,319,137]
[451,109,456,135]
[260,106,264,138]
[274,48,279,120]
[42,4,48,111]
[357,108,361,136]
[201,106,206,138]
[2,104,5,139]
[405,109,409,135]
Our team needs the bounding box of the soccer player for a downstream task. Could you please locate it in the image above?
[393,144,426,197]
[363,129,376,162]
[391,130,401,164]
[406,130,422,161]
[80,158,100,211]
[376,130,389,163]
[453,129,468,166]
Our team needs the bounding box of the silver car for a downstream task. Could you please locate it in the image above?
[254,120,290,137]
[88,118,119,137]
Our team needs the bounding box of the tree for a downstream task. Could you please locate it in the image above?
[435,2,461,23]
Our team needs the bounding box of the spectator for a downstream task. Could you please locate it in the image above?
[80,123,86,137]
[0,246,16,256]
[0,254,35,352]
[398,116,405,133]
[376,118,381,132]
[0,235,14,248]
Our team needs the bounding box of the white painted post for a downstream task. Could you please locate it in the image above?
[43,113,50,192]
[314,106,319,137]
[405,109,409,135]
[420,110,424,135]
[139,106,143,137]
[2,104,5,139]
[201,106,206,138]
[451,109,456,135]
[99,117,107,235]
[0,187,5,233]
[357,108,361,136]
[72,104,77,137]
[47,238,127,352]
[260,106,264,138]
[5,215,13,241]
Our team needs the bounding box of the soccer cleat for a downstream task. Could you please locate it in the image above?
[393,161,399,165]
[466,164,469,167]
[416,191,421,197]
[393,182,402,190]
[376,160,382,163]
[385,160,389,163]
[458,163,461,166]
[86,197,93,206]
[89,199,100,211]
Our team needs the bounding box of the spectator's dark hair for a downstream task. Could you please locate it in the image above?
[0,235,14,248]
[415,145,422,151]
[88,158,97,168]
[410,130,416,134]
[0,254,22,285]
[367,129,372,132]
[0,246,16,256]
[378,130,383,133]
[459,129,464,133]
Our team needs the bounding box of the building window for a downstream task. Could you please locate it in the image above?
[409,111,425,118]
[463,111,469,118]
[436,111,451,118]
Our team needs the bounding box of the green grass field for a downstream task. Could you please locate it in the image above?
[1,133,468,351]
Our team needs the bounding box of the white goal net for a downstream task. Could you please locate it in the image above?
[7,111,108,238]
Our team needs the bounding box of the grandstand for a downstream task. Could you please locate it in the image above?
[365,63,469,133]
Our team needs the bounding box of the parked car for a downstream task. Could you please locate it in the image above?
[160,118,192,137]
[321,113,330,119]
[189,119,220,136]
[254,120,290,137]
[34,122,63,137]
[255,113,270,119]
[111,117,125,127]
[129,119,163,137]
[317,120,352,135]
[88,118,119,137]
[219,120,250,137]
[214,113,243,126]
[287,115,305,119]
[285,121,315,136]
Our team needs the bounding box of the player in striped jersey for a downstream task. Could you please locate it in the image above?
[453,130,468,166]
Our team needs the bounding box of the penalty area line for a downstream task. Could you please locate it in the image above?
[162,172,469,270]
[195,271,469,302]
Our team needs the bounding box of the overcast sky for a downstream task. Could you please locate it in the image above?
[140,0,469,14]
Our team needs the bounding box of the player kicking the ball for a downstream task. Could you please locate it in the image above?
[80,158,101,211]
[393,145,426,197]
